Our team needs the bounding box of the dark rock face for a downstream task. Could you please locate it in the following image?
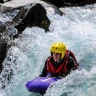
[14,3,50,38]
[41,0,96,7]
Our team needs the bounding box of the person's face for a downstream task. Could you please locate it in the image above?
[52,52,61,62]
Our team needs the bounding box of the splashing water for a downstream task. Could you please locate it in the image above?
[0,3,96,96]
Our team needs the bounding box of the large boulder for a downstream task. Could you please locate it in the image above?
[14,3,50,38]
[0,3,51,38]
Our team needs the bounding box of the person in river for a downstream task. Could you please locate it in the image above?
[39,42,79,78]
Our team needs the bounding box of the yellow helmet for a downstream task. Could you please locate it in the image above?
[50,42,66,59]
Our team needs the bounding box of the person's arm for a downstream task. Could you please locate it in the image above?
[67,56,78,73]
[39,60,48,77]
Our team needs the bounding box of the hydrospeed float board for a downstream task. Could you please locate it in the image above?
[26,77,60,95]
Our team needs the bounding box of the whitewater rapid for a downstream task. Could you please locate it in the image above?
[0,2,96,96]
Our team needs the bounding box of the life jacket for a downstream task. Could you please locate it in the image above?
[46,50,79,75]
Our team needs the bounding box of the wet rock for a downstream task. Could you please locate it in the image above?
[14,3,50,38]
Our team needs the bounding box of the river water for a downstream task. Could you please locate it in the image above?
[0,1,96,96]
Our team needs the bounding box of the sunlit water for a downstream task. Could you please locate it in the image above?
[0,2,96,96]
